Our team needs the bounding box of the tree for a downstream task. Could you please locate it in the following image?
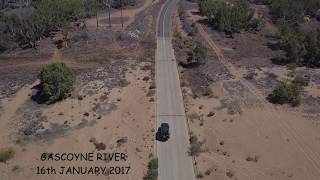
[270,0,304,24]
[304,30,320,67]
[199,0,250,34]
[278,24,305,64]
[0,0,100,49]
[111,0,136,8]
[38,63,76,103]
[102,0,112,27]
[270,0,320,24]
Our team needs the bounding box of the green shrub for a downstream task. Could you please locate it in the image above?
[303,30,320,67]
[292,75,310,87]
[277,25,320,67]
[268,81,302,106]
[189,135,205,156]
[188,112,201,121]
[148,158,158,170]
[143,169,158,180]
[278,24,305,64]
[188,23,198,36]
[144,158,158,180]
[187,42,208,65]
[38,63,76,103]
[0,148,15,163]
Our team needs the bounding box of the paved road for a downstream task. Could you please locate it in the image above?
[156,0,196,180]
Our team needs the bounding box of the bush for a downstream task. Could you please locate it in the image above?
[38,63,76,103]
[187,42,208,65]
[268,81,302,106]
[278,24,305,64]
[143,169,158,180]
[0,148,15,163]
[188,135,205,156]
[144,158,158,180]
[188,23,198,36]
[188,112,201,121]
[303,30,320,67]
[148,158,158,170]
[292,75,310,87]
[276,25,320,67]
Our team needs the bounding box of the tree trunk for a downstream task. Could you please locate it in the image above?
[96,0,99,28]
[108,0,111,27]
[120,0,123,29]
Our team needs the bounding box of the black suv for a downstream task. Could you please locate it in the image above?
[156,123,170,142]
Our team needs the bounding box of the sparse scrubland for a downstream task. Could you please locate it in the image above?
[0,0,159,180]
[175,0,320,179]
[0,0,96,49]
[0,0,138,51]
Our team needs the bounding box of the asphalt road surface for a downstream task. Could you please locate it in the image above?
[156,0,196,180]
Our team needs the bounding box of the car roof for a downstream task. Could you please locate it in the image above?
[161,123,169,127]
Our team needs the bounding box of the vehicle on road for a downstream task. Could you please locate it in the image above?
[156,123,170,142]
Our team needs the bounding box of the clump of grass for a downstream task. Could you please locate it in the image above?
[205,168,213,175]
[226,170,235,178]
[246,155,259,163]
[188,135,206,156]
[11,165,20,172]
[292,75,310,87]
[188,112,200,121]
[188,23,198,36]
[202,86,213,97]
[0,148,15,163]
[197,172,204,178]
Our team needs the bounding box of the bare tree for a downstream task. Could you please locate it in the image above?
[102,0,111,28]
[96,0,99,28]
[24,0,31,7]
[18,0,31,8]
[120,0,123,29]
[0,0,6,9]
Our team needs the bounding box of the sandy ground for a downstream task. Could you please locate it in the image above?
[175,1,320,180]
[0,0,163,179]
[184,83,320,180]
[0,61,155,180]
